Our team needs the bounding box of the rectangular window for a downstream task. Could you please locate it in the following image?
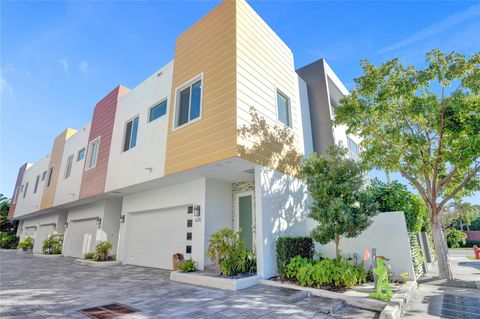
[149,100,167,122]
[41,171,47,181]
[13,187,20,204]
[347,137,361,157]
[46,167,54,187]
[21,184,24,192]
[175,78,202,128]
[33,175,40,193]
[277,90,291,127]
[64,155,74,179]
[123,117,139,152]
[23,183,29,198]
[86,138,100,169]
[77,148,86,161]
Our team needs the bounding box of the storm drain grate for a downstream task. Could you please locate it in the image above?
[80,303,138,318]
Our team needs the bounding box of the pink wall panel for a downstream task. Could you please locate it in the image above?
[79,86,129,199]
[8,163,28,219]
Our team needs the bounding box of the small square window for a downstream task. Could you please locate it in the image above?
[77,148,86,161]
[187,219,192,227]
[186,245,192,254]
[186,232,192,240]
[149,100,167,122]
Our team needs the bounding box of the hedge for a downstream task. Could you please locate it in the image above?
[276,236,314,279]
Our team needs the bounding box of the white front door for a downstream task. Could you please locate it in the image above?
[124,207,187,269]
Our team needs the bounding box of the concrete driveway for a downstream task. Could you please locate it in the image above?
[0,250,378,319]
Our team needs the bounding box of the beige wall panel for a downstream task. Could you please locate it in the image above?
[40,128,77,210]
[165,0,237,175]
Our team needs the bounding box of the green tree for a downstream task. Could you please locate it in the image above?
[444,199,479,231]
[302,146,379,260]
[367,179,427,233]
[0,194,18,233]
[334,49,480,279]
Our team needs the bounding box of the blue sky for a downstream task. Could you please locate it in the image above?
[1,1,479,204]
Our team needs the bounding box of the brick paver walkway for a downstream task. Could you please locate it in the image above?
[0,250,378,318]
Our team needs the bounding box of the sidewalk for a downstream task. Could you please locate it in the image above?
[403,249,480,318]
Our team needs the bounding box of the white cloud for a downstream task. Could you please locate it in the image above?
[378,4,480,54]
[59,59,69,75]
[78,60,89,76]
[0,76,14,97]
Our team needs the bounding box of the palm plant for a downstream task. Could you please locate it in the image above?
[444,199,479,231]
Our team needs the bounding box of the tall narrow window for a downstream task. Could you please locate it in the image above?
[64,155,74,179]
[41,171,47,181]
[46,167,54,187]
[77,148,86,161]
[149,100,167,122]
[123,116,139,152]
[347,137,360,158]
[277,90,291,127]
[23,182,29,198]
[86,138,100,169]
[33,175,40,193]
[175,78,202,128]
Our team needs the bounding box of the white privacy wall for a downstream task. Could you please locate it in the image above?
[117,178,207,269]
[312,211,415,279]
[255,165,310,279]
[105,61,173,192]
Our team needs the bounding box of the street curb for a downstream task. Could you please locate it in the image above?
[259,279,386,312]
[379,280,418,319]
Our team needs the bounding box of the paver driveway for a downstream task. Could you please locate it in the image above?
[0,250,378,318]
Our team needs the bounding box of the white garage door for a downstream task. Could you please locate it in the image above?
[33,224,56,253]
[125,207,187,269]
[64,219,98,258]
[23,226,36,240]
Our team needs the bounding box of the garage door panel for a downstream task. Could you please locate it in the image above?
[33,224,56,253]
[125,207,187,270]
[65,219,98,258]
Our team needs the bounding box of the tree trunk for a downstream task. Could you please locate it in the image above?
[334,235,341,260]
[431,214,453,280]
[460,219,464,231]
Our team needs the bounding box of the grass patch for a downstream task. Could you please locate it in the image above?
[466,256,480,261]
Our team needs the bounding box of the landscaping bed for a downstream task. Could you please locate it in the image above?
[170,270,260,291]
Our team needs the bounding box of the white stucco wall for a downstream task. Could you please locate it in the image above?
[14,158,48,217]
[105,61,173,192]
[54,123,91,206]
[204,179,233,265]
[297,75,313,157]
[117,178,207,269]
[255,165,309,279]
[312,211,415,279]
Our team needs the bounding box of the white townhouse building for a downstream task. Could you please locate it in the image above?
[8,0,361,279]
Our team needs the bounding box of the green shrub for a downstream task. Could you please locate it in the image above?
[42,232,63,254]
[284,256,314,280]
[446,229,467,248]
[276,237,314,279]
[285,257,366,288]
[84,252,95,260]
[95,241,112,261]
[18,236,34,251]
[207,228,256,277]
[0,232,19,249]
[180,259,198,272]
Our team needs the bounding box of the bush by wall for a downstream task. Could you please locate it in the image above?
[284,256,366,289]
[276,237,314,279]
[0,232,19,249]
[18,236,34,251]
[42,232,63,254]
[95,241,112,261]
[446,229,467,248]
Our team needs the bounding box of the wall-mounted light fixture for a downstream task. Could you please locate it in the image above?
[64,222,68,228]
[120,215,125,223]
[193,205,201,217]
[96,217,102,228]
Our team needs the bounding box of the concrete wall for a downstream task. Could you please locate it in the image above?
[54,123,91,206]
[204,179,233,265]
[255,165,309,279]
[105,62,173,192]
[117,178,207,269]
[313,211,415,279]
[297,75,313,156]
